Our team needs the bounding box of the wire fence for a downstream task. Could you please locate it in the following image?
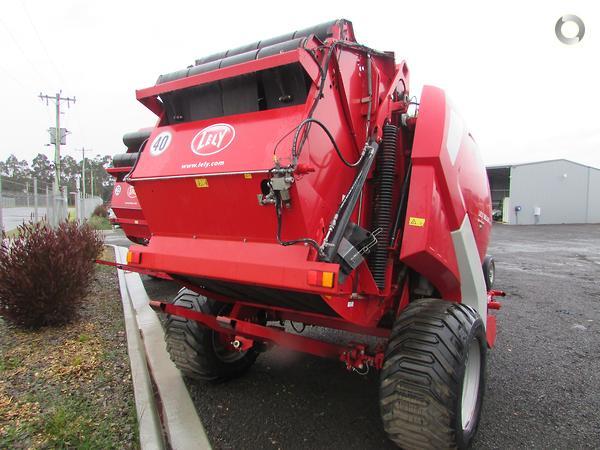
[0,177,102,232]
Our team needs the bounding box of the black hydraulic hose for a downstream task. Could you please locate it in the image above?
[275,192,322,255]
[368,124,398,289]
[322,142,378,262]
[285,39,386,165]
[271,40,387,252]
[292,43,339,160]
[291,118,364,167]
[123,138,148,182]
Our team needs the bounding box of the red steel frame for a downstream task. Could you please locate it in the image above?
[102,20,502,370]
[97,256,502,371]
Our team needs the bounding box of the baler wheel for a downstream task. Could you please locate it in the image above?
[482,255,495,290]
[380,298,486,449]
[165,289,258,382]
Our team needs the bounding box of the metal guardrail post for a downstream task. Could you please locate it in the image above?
[33,178,39,222]
[46,186,52,226]
[62,188,68,222]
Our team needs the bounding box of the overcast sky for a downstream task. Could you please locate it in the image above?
[0,0,598,168]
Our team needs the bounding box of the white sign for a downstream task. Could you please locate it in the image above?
[150,131,172,156]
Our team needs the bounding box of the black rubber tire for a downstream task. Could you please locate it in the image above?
[165,288,258,382]
[380,298,487,449]
[482,255,495,290]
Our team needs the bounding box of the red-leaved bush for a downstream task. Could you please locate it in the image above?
[0,221,104,328]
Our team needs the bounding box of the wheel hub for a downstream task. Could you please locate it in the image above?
[461,339,481,430]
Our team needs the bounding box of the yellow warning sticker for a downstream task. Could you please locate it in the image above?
[243,173,253,179]
[408,217,426,227]
[195,178,209,188]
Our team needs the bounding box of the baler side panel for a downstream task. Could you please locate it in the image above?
[401,165,461,300]
[400,85,491,302]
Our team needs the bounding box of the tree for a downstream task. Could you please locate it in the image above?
[2,155,31,192]
[88,155,113,201]
[31,154,54,192]
[0,152,114,202]
[60,155,79,192]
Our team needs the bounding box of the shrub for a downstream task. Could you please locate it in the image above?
[0,221,104,328]
[88,215,112,231]
[92,203,109,218]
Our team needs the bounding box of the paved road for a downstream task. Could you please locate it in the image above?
[102,229,132,247]
[137,224,600,449]
[1,206,47,231]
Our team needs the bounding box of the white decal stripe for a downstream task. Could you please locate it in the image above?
[446,109,463,165]
[451,215,488,326]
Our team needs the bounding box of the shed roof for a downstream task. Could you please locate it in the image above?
[486,159,600,171]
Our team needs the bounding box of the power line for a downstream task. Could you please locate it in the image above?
[21,1,64,86]
[0,62,27,89]
[0,14,47,86]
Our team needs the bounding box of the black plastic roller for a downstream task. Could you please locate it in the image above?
[112,152,139,168]
[122,130,152,151]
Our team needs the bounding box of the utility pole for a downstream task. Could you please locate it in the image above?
[91,153,100,198]
[75,147,89,219]
[39,91,76,190]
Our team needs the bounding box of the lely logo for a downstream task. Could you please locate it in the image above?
[191,123,235,156]
[127,186,137,199]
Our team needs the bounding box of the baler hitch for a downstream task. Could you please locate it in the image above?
[340,344,384,375]
[487,289,506,310]
[150,300,384,374]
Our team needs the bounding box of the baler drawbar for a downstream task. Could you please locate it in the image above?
[104,18,503,449]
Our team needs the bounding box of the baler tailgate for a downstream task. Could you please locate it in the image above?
[130,105,307,180]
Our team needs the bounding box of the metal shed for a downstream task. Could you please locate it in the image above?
[486,159,600,225]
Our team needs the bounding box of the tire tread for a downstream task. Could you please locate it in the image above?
[165,289,257,381]
[380,299,484,449]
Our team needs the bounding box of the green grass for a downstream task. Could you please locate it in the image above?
[0,394,138,449]
[77,333,91,343]
[0,354,22,372]
[88,215,112,230]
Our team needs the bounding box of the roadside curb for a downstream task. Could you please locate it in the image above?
[112,245,211,450]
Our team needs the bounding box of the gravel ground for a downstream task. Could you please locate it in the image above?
[141,224,600,449]
[0,250,139,448]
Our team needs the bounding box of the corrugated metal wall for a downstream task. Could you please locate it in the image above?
[587,168,600,223]
[506,160,600,224]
